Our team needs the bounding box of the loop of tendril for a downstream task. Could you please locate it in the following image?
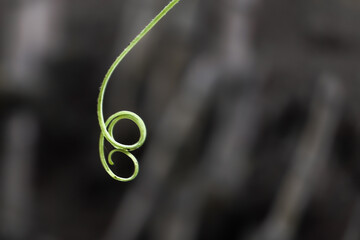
[97,0,180,181]
[99,111,146,182]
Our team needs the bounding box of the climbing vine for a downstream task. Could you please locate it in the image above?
[98,0,180,181]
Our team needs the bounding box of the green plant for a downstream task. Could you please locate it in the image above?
[98,0,180,182]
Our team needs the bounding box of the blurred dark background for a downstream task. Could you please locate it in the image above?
[1,0,360,239]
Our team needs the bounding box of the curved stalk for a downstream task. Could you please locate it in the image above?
[98,0,180,181]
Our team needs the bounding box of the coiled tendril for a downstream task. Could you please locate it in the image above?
[98,0,180,181]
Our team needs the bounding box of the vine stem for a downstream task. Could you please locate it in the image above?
[98,0,180,181]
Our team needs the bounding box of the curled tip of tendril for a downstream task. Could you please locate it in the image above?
[97,0,180,182]
[98,111,146,182]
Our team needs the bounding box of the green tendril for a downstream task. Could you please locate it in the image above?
[98,0,180,181]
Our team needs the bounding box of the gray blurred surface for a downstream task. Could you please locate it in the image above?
[0,0,359,239]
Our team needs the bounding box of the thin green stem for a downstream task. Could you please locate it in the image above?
[98,0,180,181]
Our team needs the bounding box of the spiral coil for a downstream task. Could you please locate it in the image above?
[98,111,146,181]
[97,0,180,181]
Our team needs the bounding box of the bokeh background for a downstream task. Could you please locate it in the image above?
[1,0,360,239]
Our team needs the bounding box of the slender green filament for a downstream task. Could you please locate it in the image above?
[98,0,180,181]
